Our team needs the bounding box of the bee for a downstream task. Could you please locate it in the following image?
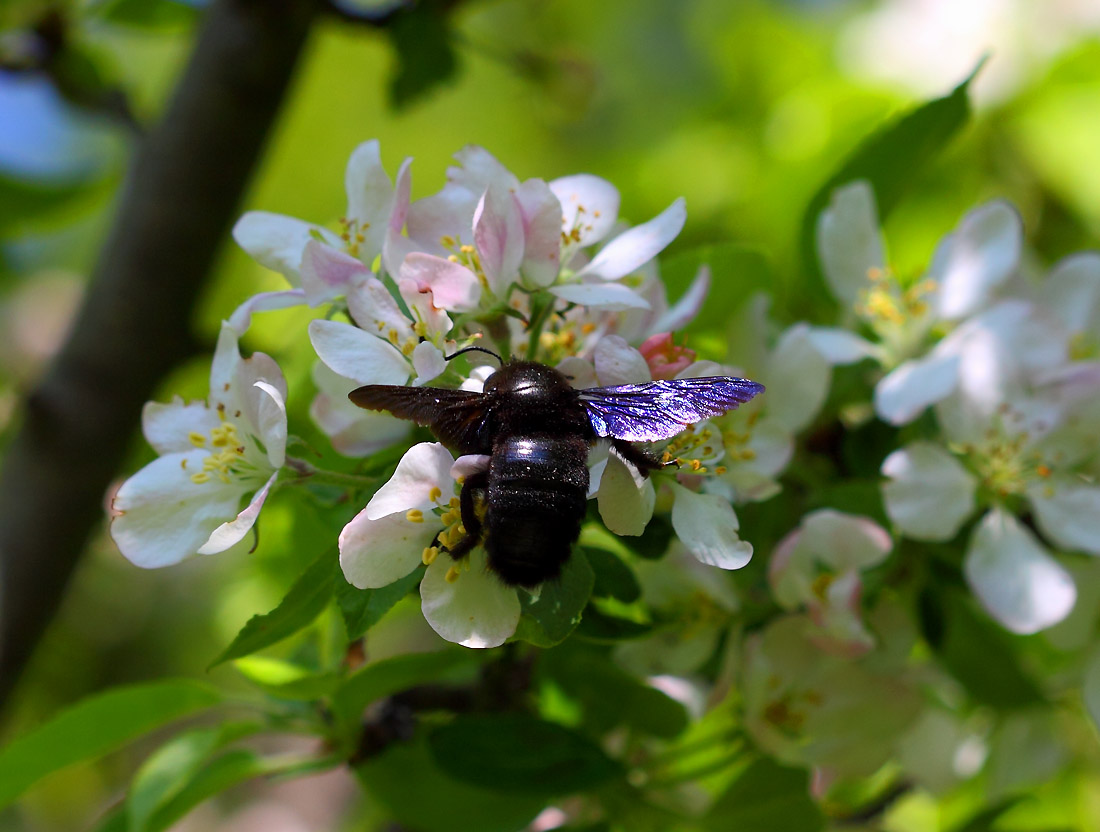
[349,348,763,588]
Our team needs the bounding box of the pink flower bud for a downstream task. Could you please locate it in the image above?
[639,332,696,380]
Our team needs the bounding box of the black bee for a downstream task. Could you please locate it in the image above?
[349,351,763,587]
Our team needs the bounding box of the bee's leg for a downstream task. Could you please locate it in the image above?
[444,471,488,560]
[610,439,668,477]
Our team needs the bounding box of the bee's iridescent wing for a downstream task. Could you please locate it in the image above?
[579,377,764,442]
[349,385,492,453]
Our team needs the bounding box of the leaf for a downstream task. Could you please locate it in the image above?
[0,680,221,809]
[575,604,654,642]
[94,0,200,29]
[798,64,979,310]
[331,651,479,727]
[141,750,270,832]
[336,566,423,640]
[386,0,459,110]
[616,514,674,560]
[209,548,337,668]
[427,714,623,797]
[704,757,824,832]
[584,547,641,603]
[233,656,343,700]
[513,550,595,647]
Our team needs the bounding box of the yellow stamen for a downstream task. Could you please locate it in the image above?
[406,509,424,523]
[428,486,443,502]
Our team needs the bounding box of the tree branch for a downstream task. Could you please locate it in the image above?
[0,0,324,706]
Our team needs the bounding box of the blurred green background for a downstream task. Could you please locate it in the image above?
[2,0,1100,828]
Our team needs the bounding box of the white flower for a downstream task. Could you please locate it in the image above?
[309,361,410,458]
[110,324,287,567]
[338,443,520,648]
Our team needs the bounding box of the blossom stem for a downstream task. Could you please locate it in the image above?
[283,458,376,489]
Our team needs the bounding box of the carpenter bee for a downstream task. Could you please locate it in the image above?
[349,349,763,588]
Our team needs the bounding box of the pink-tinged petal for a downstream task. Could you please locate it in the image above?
[232,211,342,284]
[882,442,976,541]
[382,157,416,278]
[577,198,686,281]
[556,356,598,390]
[550,173,620,247]
[448,145,518,195]
[300,240,371,306]
[965,509,1076,635]
[421,549,521,648]
[310,362,410,457]
[670,483,752,570]
[308,319,410,386]
[110,451,245,568]
[412,341,447,386]
[804,327,879,366]
[366,442,455,520]
[651,265,710,334]
[197,471,278,555]
[339,509,436,589]
[473,184,524,295]
[397,277,452,338]
[639,333,696,380]
[452,454,491,481]
[1027,479,1100,556]
[1043,251,1100,336]
[516,178,562,288]
[874,353,961,426]
[593,335,651,386]
[406,185,477,251]
[765,325,830,434]
[935,201,1022,320]
[227,289,307,334]
[142,398,220,455]
[251,380,287,468]
[815,181,884,306]
[346,275,414,336]
[596,451,655,535]
[548,282,651,311]
[799,509,892,571]
[808,571,875,657]
[769,527,810,609]
[400,252,481,311]
[344,139,395,264]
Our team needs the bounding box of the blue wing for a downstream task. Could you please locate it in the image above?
[579,377,764,442]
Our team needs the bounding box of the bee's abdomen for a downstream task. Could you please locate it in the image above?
[486,435,589,587]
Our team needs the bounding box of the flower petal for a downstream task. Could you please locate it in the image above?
[227,289,307,334]
[232,211,342,284]
[400,252,481,311]
[804,326,879,366]
[339,508,435,589]
[1027,478,1100,556]
[964,509,1076,635]
[549,282,652,311]
[412,341,447,386]
[596,450,655,535]
[299,240,371,306]
[1043,251,1100,337]
[577,198,686,281]
[142,398,220,455]
[420,549,521,648]
[550,173,620,248]
[366,442,455,520]
[382,157,415,278]
[881,442,977,541]
[935,201,1022,320]
[516,178,562,288]
[556,356,598,390]
[799,509,893,571]
[251,380,288,468]
[198,471,278,555]
[765,324,830,434]
[815,181,884,306]
[651,265,710,334]
[346,274,414,336]
[473,183,524,295]
[593,335,651,386]
[451,454,491,480]
[308,319,410,386]
[875,352,961,426]
[344,139,395,264]
[670,483,752,569]
[310,362,410,457]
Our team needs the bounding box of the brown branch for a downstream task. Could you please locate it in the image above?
[0,0,324,706]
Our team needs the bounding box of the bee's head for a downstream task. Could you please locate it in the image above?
[484,361,573,399]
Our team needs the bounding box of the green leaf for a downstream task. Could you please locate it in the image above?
[575,604,654,642]
[93,0,200,29]
[428,714,623,797]
[233,656,343,700]
[798,64,979,310]
[127,723,260,832]
[0,680,221,809]
[210,548,337,668]
[141,750,270,832]
[386,0,458,110]
[584,547,641,603]
[356,737,545,832]
[615,514,675,560]
[704,757,825,832]
[513,550,595,647]
[331,651,479,727]
[336,566,423,640]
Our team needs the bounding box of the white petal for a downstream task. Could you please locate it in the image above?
[1043,251,1100,336]
[550,173,620,247]
[344,139,394,264]
[935,201,1022,320]
[142,398,220,455]
[964,509,1076,635]
[399,252,481,311]
[765,325,830,434]
[556,356,598,390]
[881,442,977,541]
[227,289,307,334]
[815,181,884,306]
[251,380,287,468]
[651,265,710,334]
[875,352,961,426]
[451,454,491,480]
[308,319,410,386]
[339,508,435,589]
[516,178,563,289]
[299,240,370,306]
[110,451,245,568]
[577,198,686,281]
[310,362,410,458]
[1027,479,1100,556]
[548,282,652,311]
[593,335,651,386]
[804,327,879,366]
[473,183,524,295]
[670,483,752,570]
[232,211,342,284]
[596,451,655,536]
[412,341,447,386]
[448,145,518,195]
[366,442,455,520]
[420,549,521,648]
[799,509,893,571]
[208,323,242,407]
[198,471,278,555]
[346,275,414,336]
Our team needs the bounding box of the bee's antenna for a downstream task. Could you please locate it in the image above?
[443,345,503,366]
